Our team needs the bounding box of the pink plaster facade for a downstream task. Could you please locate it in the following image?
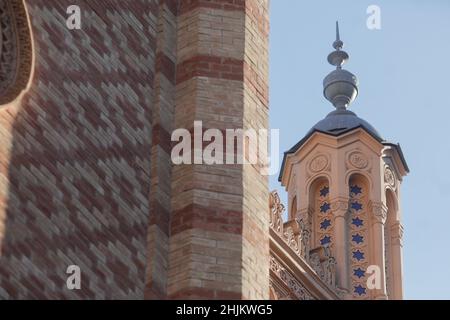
[274,128,407,300]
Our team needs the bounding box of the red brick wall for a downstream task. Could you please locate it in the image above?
[0,0,165,299]
[167,0,270,300]
[0,0,269,300]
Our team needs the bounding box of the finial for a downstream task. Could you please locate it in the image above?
[323,21,359,110]
[333,21,344,50]
[328,21,349,69]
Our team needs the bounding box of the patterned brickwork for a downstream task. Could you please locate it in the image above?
[145,0,177,300]
[0,0,270,300]
[168,0,269,300]
[0,0,33,105]
[0,0,160,299]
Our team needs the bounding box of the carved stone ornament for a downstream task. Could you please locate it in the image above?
[297,217,311,260]
[269,191,285,234]
[308,245,336,288]
[270,257,314,300]
[370,201,387,224]
[309,154,328,173]
[348,151,369,169]
[384,167,396,188]
[269,191,338,293]
[0,0,33,105]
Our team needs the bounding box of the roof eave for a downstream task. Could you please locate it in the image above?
[278,125,385,183]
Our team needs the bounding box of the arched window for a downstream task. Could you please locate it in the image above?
[310,178,332,250]
[348,175,370,299]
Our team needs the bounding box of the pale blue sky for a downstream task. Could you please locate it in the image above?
[269,0,450,300]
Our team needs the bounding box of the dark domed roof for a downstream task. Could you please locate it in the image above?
[309,109,382,140]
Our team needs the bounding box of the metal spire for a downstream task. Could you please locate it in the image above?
[333,21,344,50]
[323,21,359,110]
[328,21,349,69]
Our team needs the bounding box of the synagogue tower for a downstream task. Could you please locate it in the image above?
[278,23,409,299]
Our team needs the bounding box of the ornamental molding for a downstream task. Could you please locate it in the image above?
[347,150,370,170]
[0,0,33,106]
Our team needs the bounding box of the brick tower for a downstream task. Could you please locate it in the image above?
[0,0,270,299]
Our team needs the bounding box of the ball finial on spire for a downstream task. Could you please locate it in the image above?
[323,21,359,110]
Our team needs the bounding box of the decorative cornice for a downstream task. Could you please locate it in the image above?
[0,0,33,106]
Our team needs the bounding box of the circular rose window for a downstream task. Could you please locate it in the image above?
[0,0,32,106]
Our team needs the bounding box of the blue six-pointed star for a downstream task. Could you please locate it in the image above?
[352,234,364,244]
[350,185,362,195]
[353,250,365,261]
[352,217,364,227]
[320,219,331,230]
[320,202,331,213]
[351,202,363,211]
[320,186,329,197]
[320,236,331,245]
[354,285,366,296]
[353,268,365,279]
